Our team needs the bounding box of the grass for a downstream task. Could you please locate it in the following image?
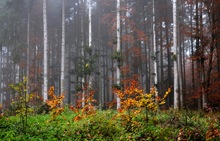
[0,109,220,141]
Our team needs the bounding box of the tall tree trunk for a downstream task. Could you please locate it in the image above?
[0,45,2,104]
[173,0,179,109]
[67,24,71,105]
[195,0,202,110]
[181,34,186,107]
[88,0,92,48]
[81,0,85,107]
[61,0,66,106]
[177,8,183,109]
[199,3,206,108]
[190,2,195,106]
[43,0,48,102]
[88,0,92,89]
[152,0,158,96]
[165,19,172,106]
[116,0,121,109]
[26,0,30,95]
[143,10,149,93]
[159,18,164,96]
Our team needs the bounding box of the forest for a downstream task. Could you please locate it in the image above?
[0,0,220,140]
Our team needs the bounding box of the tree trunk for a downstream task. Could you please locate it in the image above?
[81,0,85,108]
[173,0,179,109]
[190,2,195,107]
[43,0,48,102]
[26,0,30,95]
[61,0,66,107]
[199,3,206,108]
[177,8,183,109]
[152,0,158,97]
[195,0,202,110]
[0,45,2,104]
[160,18,164,97]
[116,0,121,109]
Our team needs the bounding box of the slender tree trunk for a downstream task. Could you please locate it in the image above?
[81,0,85,107]
[148,28,153,92]
[5,49,10,108]
[88,0,92,48]
[160,19,164,96]
[43,0,48,102]
[67,25,71,105]
[26,1,30,94]
[165,20,172,106]
[0,46,2,104]
[143,7,149,92]
[173,0,179,109]
[178,40,183,109]
[195,0,202,110]
[177,9,183,109]
[116,0,121,109]
[153,0,158,97]
[61,0,66,106]
[97,2,102,108]
[152,0,158,97]
[190,2,195,106]
[182,35,186,107]
[199,3,206,108]
[88,0,93,89]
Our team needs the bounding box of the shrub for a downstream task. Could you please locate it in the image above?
[8,78,34,133]
[46,86,65,121]
[70,83,96,121]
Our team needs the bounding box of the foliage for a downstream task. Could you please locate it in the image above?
[206,125,220,140]
[0,109,220,140]
[114,75,170,128]
[138,87,170,111]
[67,110,122,140]
[112,50,123,68]
[70,83,97,121]
[112,50,123,63]
[177,127,205,141]
[9,78,34,133]
[46,86,65,121]
[74,46,97,77]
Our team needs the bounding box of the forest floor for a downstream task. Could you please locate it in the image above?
[0,108,220,141]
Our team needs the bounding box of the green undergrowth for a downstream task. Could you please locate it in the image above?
[0,109,220,141]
